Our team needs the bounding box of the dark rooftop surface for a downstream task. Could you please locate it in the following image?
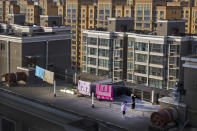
[0,81,160,131]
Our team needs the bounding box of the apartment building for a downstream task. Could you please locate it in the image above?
[19,0,40,25]
[57,0,66,25]
[82,19,197,90]
[0,1,5,22]
[4,1,20,23]
[39,0,58,15]
[65,0,134,71]
[134,0,166,31]
[191,6,197,34]
[65,0,96,71]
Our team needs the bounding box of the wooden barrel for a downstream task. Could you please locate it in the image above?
[151,107,178,127]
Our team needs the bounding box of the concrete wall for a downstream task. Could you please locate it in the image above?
[22,39,71,75]
[156,21,185,36]
[40,16,62,27]
[184,67,197,126]
[107,19,134,32]
[10,42,22,73]
[0,38,71,76]
[0,41,8,75]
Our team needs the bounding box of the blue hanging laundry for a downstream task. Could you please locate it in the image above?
[35,66,45,79]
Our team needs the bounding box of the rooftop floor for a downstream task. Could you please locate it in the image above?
[0,81,160,131]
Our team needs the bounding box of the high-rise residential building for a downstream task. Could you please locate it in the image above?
[65,0,134,71]
[57,0,66,25]
[65,0,96,71]
[19,0,40,25]
[4,0,20,23]
[2,0,196,73]
[134,0,166,31]
[39,0,58,15]
[0,1,6,22]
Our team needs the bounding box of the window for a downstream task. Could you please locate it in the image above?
[127,62,133,70]
[128,40,134,48]
[114,71,121,78]
[135,54,147,63]
[114,61,122,68]
[99,49,109,57]
[136,23,142,28]
[149,67,163,76]
[149,55,164,65]
[150,43,164,53]
[144,4,150,21]
[135,42,147,51]
[160,11,164,20]
[87,47,97,55]
[169,69,179,77]
[87,37,97,45]
[114,50,123,58]
[88,57,96,65]
[99,5,104,19]
[170,45,179,53]
[72,51,76,55]
[128,52,133,58]
[105,4,110,19]
[126,10,129,17]
[134,76,147,84]
[82,9,86,18]
[127,74,132,80]
[82,56,86,61]
[185,10,189,18]
[87,67,96,74]
[83,36,86,42]
[99,59,109,68]
[72,46,76,50]
[115,40,122,48]
[99,39,109,47]
[82,65,86,72]
[90,9,93,18]
[169,57,179,65]
[117,10,121,17]
[149,78,163,89]
[135,65,147,74]
[144,24,150,28]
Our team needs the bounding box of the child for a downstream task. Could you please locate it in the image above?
[121,101,127,119]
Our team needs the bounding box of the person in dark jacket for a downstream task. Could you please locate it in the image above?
[131,94,136,109]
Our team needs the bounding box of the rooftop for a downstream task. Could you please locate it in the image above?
[0,23,71,37]
[0,81,160,130]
